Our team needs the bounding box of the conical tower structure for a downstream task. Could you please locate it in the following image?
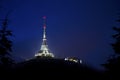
[35,16,54,58]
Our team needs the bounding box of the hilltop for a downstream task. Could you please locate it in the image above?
[0,57,104,80]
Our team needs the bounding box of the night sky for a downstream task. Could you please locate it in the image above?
[0,0,120,70]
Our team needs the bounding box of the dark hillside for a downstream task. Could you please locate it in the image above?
[6,57,103,80]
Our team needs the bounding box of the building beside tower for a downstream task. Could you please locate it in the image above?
[35,16,54,58]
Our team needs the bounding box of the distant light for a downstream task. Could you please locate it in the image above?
[79,60,82,64]
[64,57,79,63]
[65,58,68,61]
[64,57,82,64]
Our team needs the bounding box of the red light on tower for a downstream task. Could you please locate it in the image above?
[43,16,46,19]
[43,25,46,29]
[43,16,46,29]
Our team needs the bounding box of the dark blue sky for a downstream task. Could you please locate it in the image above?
[0,0,120,70]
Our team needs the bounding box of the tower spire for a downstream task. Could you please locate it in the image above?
[35,16,54,58]
[43,16,46,39]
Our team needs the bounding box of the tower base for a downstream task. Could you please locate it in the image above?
[35,53,54,58]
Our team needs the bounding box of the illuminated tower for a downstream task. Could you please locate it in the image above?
[35,16,54,58]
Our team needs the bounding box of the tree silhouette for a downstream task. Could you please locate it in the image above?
[0,16,14,66]
[103,17,120,79]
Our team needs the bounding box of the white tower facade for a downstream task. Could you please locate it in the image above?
[35,16,54,58]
